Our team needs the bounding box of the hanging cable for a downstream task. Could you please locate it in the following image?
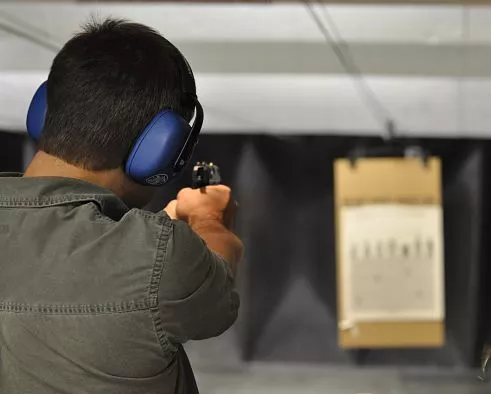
[304,1,398,139]
[457,5,469,137]
[0,19,59,53]
[0,11,55,42]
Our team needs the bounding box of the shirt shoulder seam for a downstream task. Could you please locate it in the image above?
[0,301,151,314]
[148,218,177,354]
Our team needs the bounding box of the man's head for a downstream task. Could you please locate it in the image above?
[32,18,196,207]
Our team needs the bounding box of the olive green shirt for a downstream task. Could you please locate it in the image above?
[0,174,239,394]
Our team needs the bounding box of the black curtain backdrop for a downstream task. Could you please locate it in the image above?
[0,132,25,173]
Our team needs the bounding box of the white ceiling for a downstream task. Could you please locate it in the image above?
[0,4,468,44]
[1,2,491,137]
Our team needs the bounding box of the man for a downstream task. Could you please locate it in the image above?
[0,19,243,393]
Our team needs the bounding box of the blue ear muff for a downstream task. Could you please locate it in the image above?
[125,110,194,186]
[26,81,203,186]
[125,99,204,186]
[26,81,48,141]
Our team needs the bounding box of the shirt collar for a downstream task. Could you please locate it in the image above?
[0,173,129,220]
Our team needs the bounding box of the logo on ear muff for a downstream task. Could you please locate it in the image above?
[26,81,204,186]
[146,173,169,186]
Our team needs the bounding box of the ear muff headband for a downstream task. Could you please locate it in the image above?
[173,99,203,173]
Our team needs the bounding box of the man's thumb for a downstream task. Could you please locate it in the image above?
[164,200,178,220]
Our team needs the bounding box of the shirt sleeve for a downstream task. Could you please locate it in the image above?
[157,219,240,343]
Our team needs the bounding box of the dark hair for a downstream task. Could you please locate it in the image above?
[39,18,196,170]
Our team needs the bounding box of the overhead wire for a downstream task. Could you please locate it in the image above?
[0,15,60,53]
[0,11,54,42]
[457,5,469,137]
[304,1,398,139]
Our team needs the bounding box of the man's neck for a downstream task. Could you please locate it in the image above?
[24,151,125,197]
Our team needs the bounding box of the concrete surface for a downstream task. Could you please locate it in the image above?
[193,363,491,394]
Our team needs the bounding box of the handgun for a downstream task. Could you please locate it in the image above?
[191,162,221,189]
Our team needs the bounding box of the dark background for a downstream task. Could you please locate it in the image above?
[3,130,490,369]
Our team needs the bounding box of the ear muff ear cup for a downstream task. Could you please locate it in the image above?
[125,110,193,186]
[26,81,48,141]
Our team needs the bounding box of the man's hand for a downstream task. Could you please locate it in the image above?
[165,185,237,230]
[164,185,242,275]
